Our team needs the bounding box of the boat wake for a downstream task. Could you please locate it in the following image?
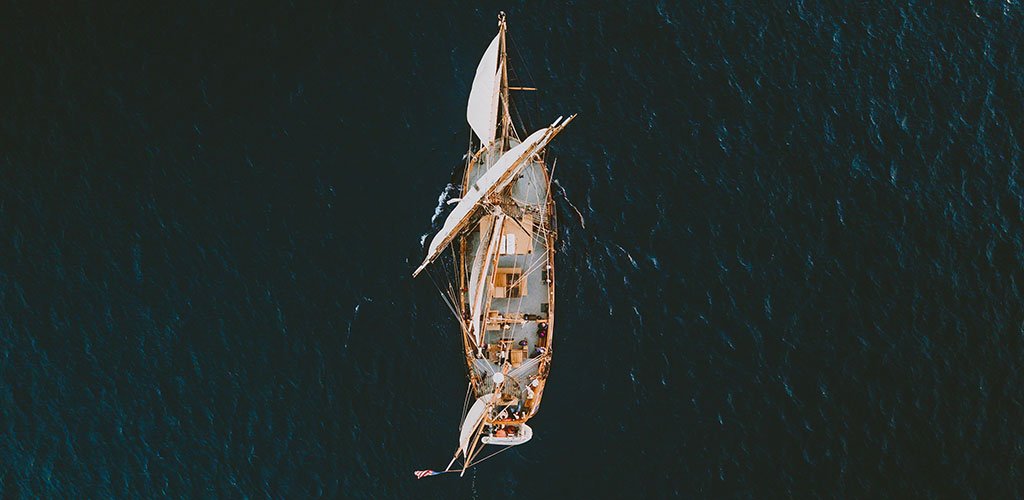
[422,182,460,246]
[431,183,459,224]
[554,179,586,229]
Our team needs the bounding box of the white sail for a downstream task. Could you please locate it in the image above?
[467,33,502,145]
[467,216,493,324]
[413,122,560,278]
[459,394,495,455]
[470,214,505,344]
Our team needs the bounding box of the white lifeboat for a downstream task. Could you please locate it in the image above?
[482,424,533,446]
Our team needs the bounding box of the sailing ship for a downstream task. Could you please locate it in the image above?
[413,13,575,476]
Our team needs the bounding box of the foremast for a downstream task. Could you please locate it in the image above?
[498,12,512,151]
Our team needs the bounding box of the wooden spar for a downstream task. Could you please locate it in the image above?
[460,419,485,476]
[464,144,489,188]
[508,86,538,91]
[498,12,511,151]
[480,217,506,340]
[504,214,534,243]
[544,148,558,366]
[460,393,497,476]
[445,448,461,472]
[460,133,484,362]
[470,214,505,345]
[546,158,558,205]
[458,237,470,350]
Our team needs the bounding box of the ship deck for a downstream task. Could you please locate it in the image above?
[463,151,553,404]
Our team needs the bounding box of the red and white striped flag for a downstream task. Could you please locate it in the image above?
[414,470,440,479]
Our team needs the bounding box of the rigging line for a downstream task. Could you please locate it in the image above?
[498,205,549,319]
[461,401,494,473]
[508,36,538,136]
[510,35,537,97]
[435,238,474,347]
[499,191,548,250]
[505,252,545,363]
[512,157,539,230]
[449,287,465,336]
[501,218,528,327]
[510,253,535,340]
[448,280,460,314]
[504,248,549,293]
[519,159,549,248]
[495,251,535,365]
[544,157,558,218]
[436,258,452,305]
[502,36,527,143]
[480,214,506,342]
[467,445,516,469]
[503,200,550,243]
[547,158,558,200]
[437,282,461,322]
[509,253,527,322]
[447,243,463,316]
[460,380,473,428]
[427,266,471,339]
[503,210,542,248]
[452,290,475,350]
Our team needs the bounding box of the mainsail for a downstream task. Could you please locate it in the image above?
[466,33,501,145]
[412,116,574,278]
[470,213,506,344]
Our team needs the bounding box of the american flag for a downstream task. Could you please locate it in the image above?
[414,469,440,479]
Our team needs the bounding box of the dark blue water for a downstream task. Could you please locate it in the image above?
[3,1,1024,497]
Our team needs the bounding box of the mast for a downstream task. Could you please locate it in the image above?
[498,12,511,151]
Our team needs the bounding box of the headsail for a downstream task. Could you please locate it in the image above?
[412,115,575,278]
[459,394,495,455]
[467,33,501,145]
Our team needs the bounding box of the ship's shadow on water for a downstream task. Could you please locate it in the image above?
[2,0,1023,497]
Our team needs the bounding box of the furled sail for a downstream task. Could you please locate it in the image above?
[467,216,494,324]
[470,213,506,345]
[413,116,574,278]
[467,34,501,145]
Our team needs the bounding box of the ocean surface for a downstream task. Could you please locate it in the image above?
[3,1,1024,497]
